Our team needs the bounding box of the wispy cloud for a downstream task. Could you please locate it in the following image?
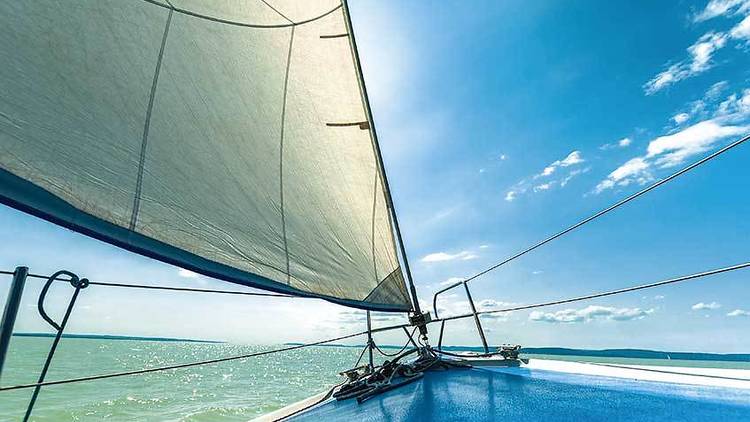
[335,310,407,325]
[594,114,749,193]
[647,4,750,94]
[692,301,722,310]
[594,157,651,193]
[506,151,586,201]
[533,182,553,192]
[727,308,750,317]
[421,250,478,263]
[672,113,690,125]
[731,14,750,40]
[644,32,728,94]
[647,119,748,167]
[694,0,750,22]
[529,305,654,323]
[178,268,199,278]
[536,151,585,178]
[599,137,632,150]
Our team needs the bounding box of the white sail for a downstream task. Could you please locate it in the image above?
[0,0,411,311]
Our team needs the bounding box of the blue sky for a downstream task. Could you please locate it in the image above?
[2,0,750,352]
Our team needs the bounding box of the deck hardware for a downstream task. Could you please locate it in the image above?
[24,270,88,422]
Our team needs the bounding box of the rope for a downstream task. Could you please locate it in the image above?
[0,329,374,392]
[438,133,750,295]
[0,271,296,298]
[439,261,750,322]
[372,328,417,357]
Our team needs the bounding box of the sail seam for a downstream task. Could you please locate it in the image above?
[279,26,295,282]
[130,7,173,230]
[141,0,341,29]
[362,267,401,303]
[258,0,295,24]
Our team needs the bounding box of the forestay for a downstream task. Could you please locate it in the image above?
[0,0,412,311]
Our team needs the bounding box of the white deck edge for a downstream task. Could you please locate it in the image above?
[500,359,750,389]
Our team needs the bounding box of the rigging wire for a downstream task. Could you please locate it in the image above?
[0,329,368,392]
[439,261,750,322]
[437,133,750,295]
[372,327,417,357]
[0,262,746,392]
[0,270,297,298]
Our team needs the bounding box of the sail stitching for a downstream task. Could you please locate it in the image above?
[129,7,173,230]
[279,27,296,282]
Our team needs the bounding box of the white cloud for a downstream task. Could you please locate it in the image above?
[716,89,750,117]
[644,32,728,94]
[533,182,552,192]
[504,191,516,202]
[335,310,406,325]
[529,305,654,324]
[600,138,632,150]
[731,14,750,40]
[646,119,748,167]
[692,301,722,310]
[673,113,690,124]
[594,118,748,193]
[695,0,750,22]
[479,244,490,249]
[536,151,584,178]
[531,270,544,275]
[421,251,478,263]
[560,168,589,187]
[727,309,750,317]
[178,268,199,278]
[654,295,665,300]
[541,166,556,176]
[594,157,651,193]
[559,151,585,166]
[706,81,730,100]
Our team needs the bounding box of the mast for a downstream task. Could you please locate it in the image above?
[340,0,423,318]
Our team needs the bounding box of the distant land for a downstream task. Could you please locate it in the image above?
[286,343,750,362]
[13,332,222,343]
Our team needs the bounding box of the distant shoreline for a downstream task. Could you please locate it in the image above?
[13,332,222,344]
[284,343,750,362]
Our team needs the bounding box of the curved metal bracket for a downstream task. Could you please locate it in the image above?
[37,270,89,331]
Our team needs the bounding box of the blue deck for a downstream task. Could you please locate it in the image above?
[290,367,750,421]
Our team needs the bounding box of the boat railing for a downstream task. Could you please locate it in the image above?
[431,133,750,354]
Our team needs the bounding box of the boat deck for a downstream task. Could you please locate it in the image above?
[283,360,750,421]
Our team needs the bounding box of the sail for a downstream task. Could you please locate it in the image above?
[0,0,412,312]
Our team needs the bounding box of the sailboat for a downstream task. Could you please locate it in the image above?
[0,0,749,421]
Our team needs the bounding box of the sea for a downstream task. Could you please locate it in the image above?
[1,336,749,421]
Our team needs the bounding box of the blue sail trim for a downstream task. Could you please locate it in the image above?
[0,168,411,313]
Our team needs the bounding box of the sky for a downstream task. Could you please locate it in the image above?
[2,0,750,352]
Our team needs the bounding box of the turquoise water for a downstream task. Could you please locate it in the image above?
[0,337,360,421]
[2,337,749,421]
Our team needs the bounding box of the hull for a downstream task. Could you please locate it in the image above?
[264,359,750,421]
